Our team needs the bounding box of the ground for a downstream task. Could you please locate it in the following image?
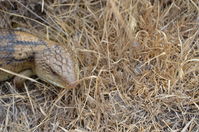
[0,0,199,131]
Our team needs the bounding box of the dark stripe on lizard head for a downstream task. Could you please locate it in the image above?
[0,30,16,42]
[0,56,34,66]
[0,45,15,60]
[12,40,46,46]
[0,46,15,52]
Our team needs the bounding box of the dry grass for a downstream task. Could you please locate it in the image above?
[0,0,199,131]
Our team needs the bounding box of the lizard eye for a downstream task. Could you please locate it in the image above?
[49,67,59,76]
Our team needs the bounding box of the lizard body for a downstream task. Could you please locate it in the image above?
[0,30,77,88]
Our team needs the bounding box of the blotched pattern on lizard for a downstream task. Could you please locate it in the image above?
[0,29,77,88]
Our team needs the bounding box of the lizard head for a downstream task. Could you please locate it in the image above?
[35,45,77,88]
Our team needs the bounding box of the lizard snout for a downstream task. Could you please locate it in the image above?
[35,44,78,89]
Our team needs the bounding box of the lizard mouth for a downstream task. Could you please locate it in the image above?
[43,78,77,89]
